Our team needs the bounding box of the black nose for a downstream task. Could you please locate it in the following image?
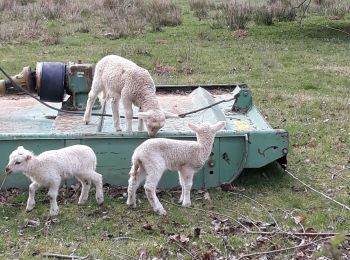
[5,166,11,174]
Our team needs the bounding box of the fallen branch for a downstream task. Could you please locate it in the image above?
[228,192,279,229]
[42,253,88,259]
[286,170,350,212]
[161,199,250,231]
[238,237,331,259]
[247,231,350,238]
[321,25,350,37]
[332,167,350,179]
[170,239,197,259]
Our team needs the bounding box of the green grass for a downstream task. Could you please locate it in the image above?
[0,1,350,258]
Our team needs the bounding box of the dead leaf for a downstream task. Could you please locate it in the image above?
[220,183,244,192]
[232,29,248,38]
[138,248,147,260]
[293,215,306,225]
[204,191,211,202]
[169,234,189,245]
[142,223,153,231]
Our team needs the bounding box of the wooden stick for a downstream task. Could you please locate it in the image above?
[161,199,250,231]
[238,237,331,259]
[247,231,350,237]
[42,253,88,259]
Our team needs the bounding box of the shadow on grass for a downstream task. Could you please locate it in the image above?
[233,161,292,191]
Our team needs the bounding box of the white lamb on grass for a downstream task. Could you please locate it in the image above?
[127,121,226,215]
[83,55,178,137]
[5,145,104,216]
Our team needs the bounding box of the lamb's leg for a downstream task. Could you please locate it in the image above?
[76,176,91,205]
[178,171,185,204]
[111,95,122,131]
[90,171,104,205]
[137,107,144,131]
[144,169,166,215]
[127,163,146,207]
[83,80,102,124]
[179,168,195,208]
[48,184,60,216]
[121,94,133,132]
[26,182,41,212]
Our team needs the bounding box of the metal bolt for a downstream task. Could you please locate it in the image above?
[282,148,288,155]
[208,161,215,167]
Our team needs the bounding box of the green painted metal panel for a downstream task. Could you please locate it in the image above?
[0,83,289,190]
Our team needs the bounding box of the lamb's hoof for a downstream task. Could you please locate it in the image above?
[126,200,136,208]
[50,209,59,216]
[83,117,90,125]
[182,202,191,208]
[26,207,33,212]
[96,198,104,205]
[156,208,167,216]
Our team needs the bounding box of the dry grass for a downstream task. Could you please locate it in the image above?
[0,0,182,43]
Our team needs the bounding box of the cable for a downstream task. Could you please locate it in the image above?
[0,67,237,119]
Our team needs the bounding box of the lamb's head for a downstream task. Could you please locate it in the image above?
[137,109,178,137]
[188,121,226,139]
[5,146,33,174]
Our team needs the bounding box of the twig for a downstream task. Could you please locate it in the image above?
[286,170,350,212]
[110,250,138,260]
[42,253,89,259]
[246,231,350,237]
[0,173,8,191]
[228,192,279,229]
[299,0,311,24]
[161,199,250,231]
[332,167,350,179]
[292,0,309,9]
[321,25,350,37]
[238,236,332,259]
[170,239,196,259]
[113,236,140,241]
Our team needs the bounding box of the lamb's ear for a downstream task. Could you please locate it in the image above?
[25,155,32,161]
[212,121,226,132]
[136,111,151,119]
[188,122,200,132]
[163,110,179,119]
[17,146,24,150]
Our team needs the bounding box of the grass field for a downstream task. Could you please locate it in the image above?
[0,0,350,259]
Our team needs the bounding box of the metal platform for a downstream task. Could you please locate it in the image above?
[0,84,288,189]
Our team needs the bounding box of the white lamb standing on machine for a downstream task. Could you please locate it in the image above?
[127,121,226,215]
[83,55,178,137]
[5,145,104,216]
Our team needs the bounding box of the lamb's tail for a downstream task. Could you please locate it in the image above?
[130,158,142,177]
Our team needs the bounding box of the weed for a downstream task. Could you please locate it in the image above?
[139,0,182,32]
[190,0,210,20]
[224,1,252,30]
[254,5,274,26]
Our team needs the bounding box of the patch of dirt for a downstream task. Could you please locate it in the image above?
[232,29,248,38]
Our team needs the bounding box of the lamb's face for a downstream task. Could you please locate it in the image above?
[144,111,165,138]
[5,147,32,174]
[188,121,226,137]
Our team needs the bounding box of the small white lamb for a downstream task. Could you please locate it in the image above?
[127,121,226,215]
[83,55,178,137]
[5,145,104,216]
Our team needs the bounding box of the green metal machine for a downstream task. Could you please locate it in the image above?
[0,62,288,190]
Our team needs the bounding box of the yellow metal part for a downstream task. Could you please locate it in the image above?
[0,66,33,95]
